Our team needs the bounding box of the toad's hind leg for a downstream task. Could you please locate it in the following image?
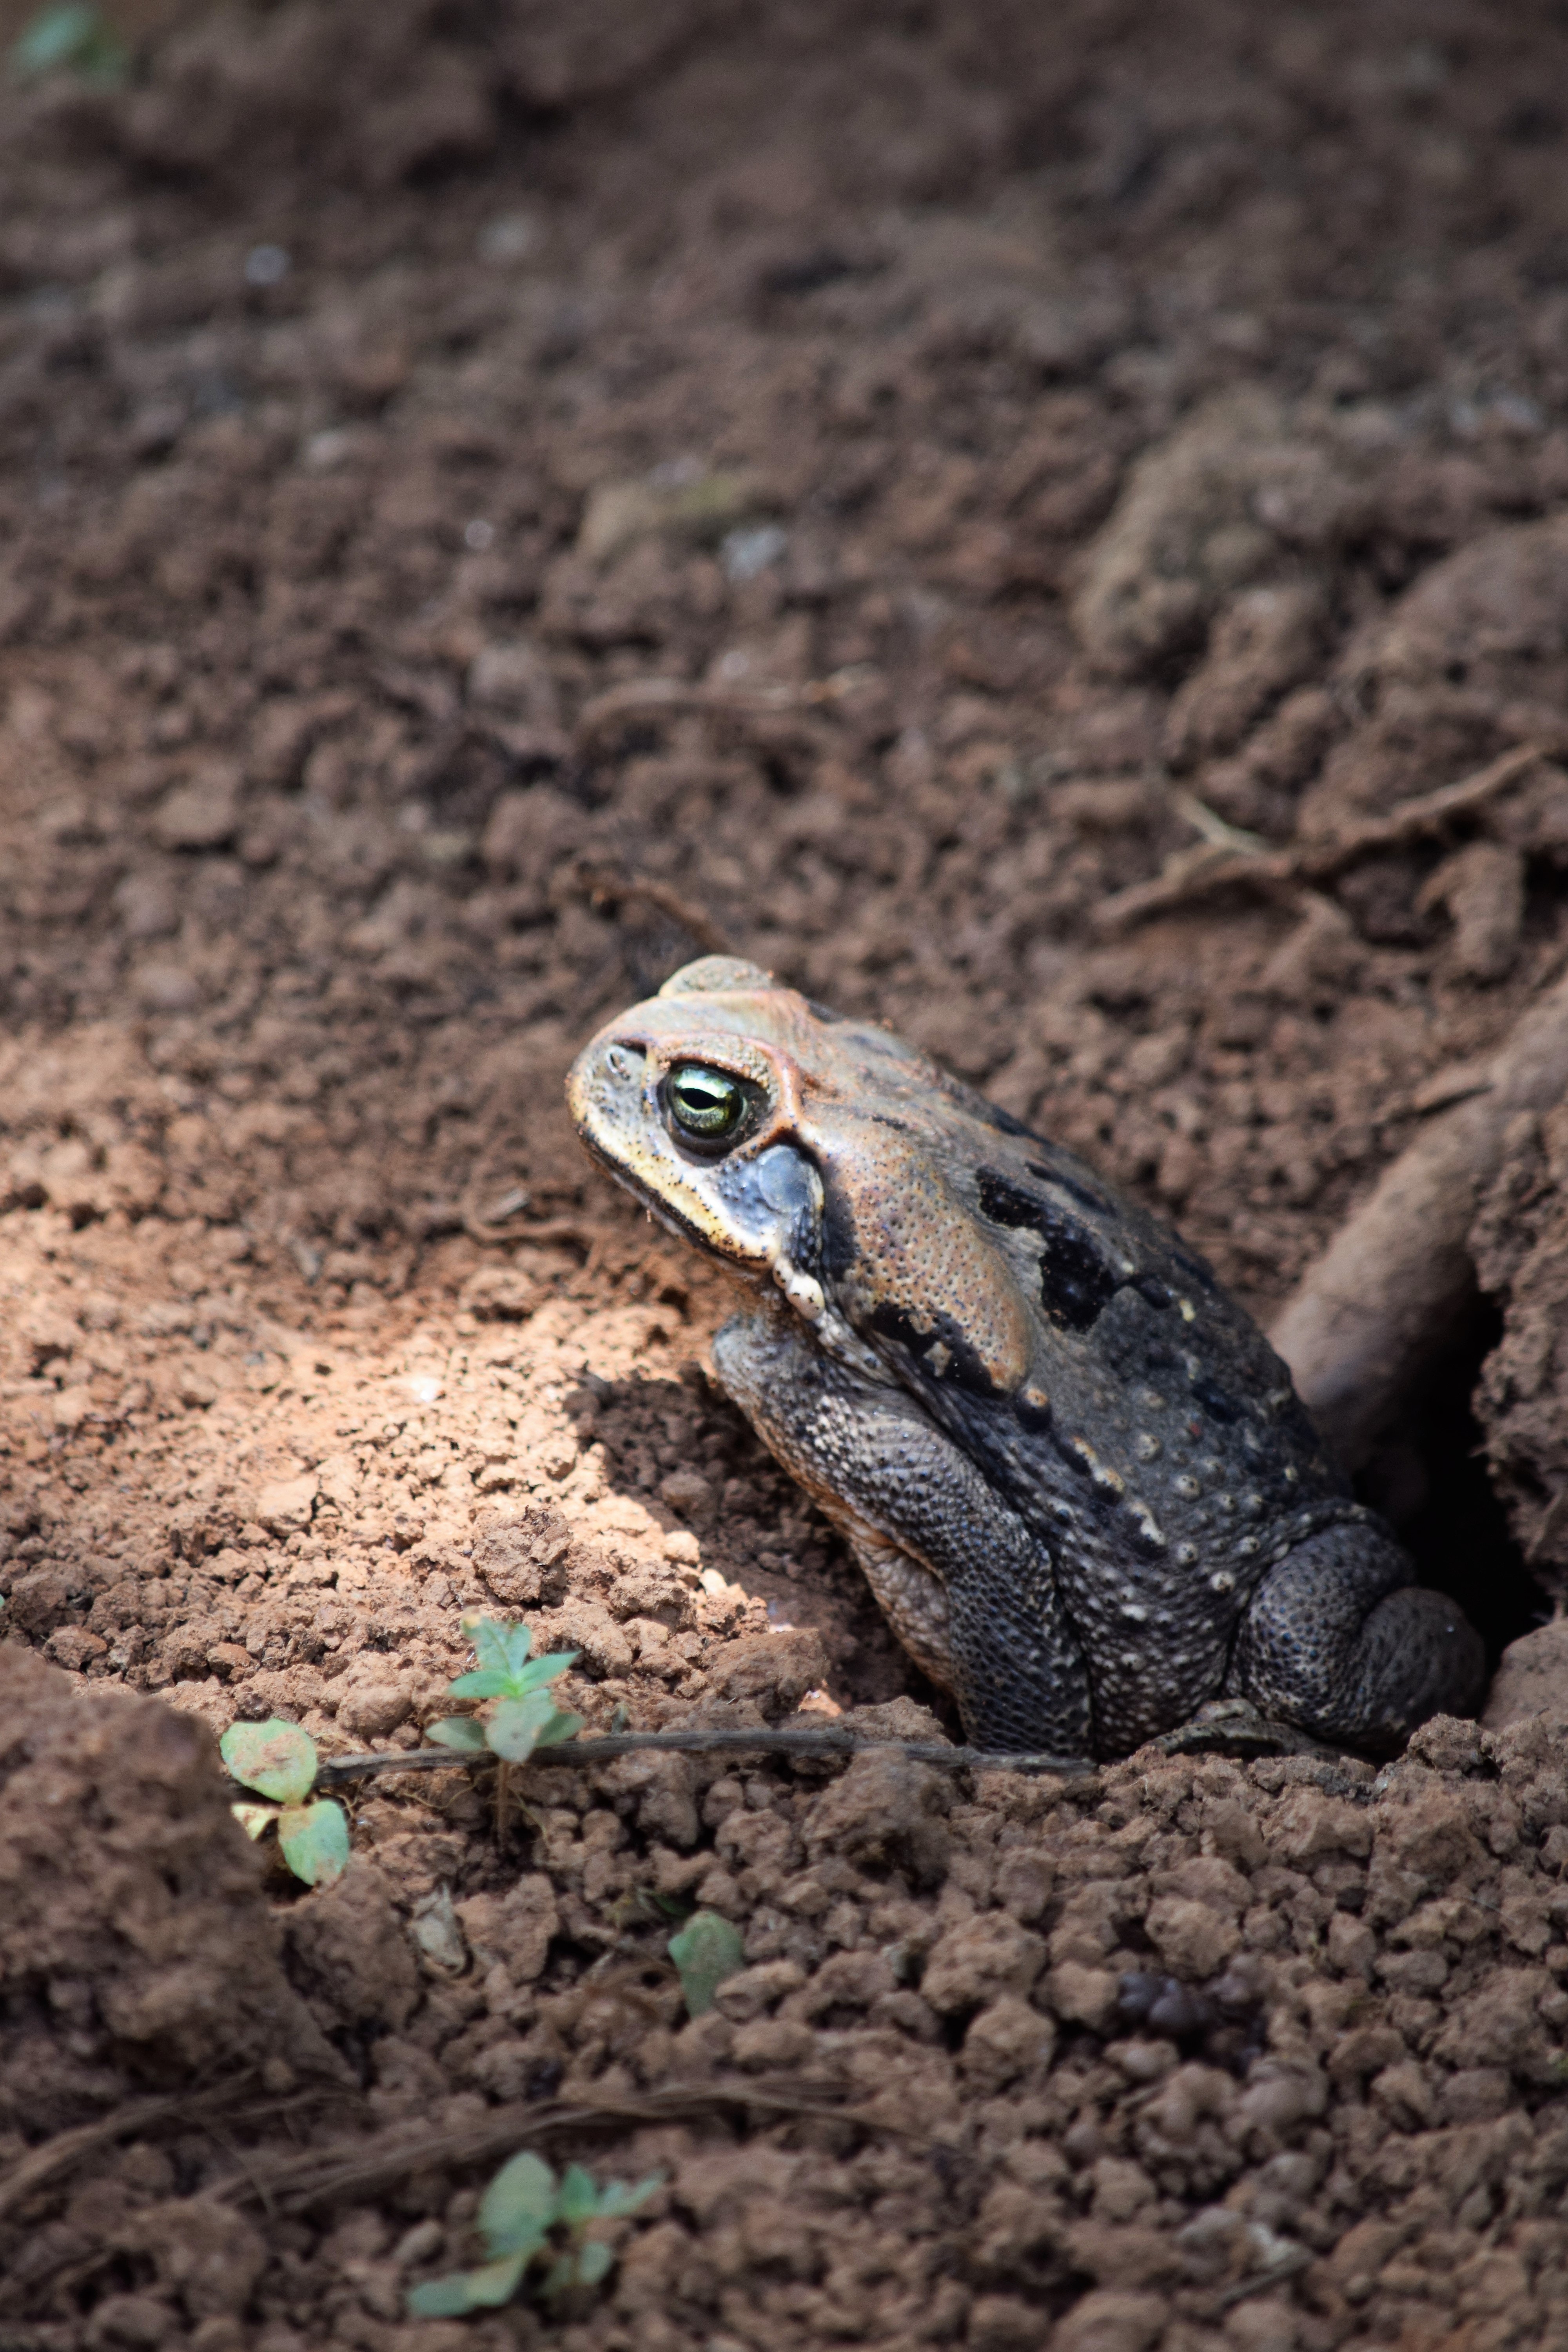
[1230,1520,1486,1755]
[713,1308,1094,1757]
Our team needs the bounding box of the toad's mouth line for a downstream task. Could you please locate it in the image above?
[574,1121,779,1281]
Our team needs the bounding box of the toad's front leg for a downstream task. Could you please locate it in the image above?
[712,1304,1096,1758]
[1229,1519,1485,1756]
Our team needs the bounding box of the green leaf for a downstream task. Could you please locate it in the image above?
[220,1718,317,1805]
[447,1667,517,1700]
[13,2,93,71]
[472,1616,532,1680]
[479,2149,557,2254]
[426,1715,488,1752]
[404,2274,474,2319]
[483,1693,583,1763]
[448,1624,577,1703]
[277,1798,350,1886]
[667,1910,746,2018]
[485,1688,566,1764]
[555,2163,599,2228]
[574,2239,614,2289]
[514,1650,576,1694]
[596,2173,663,2219]
[11,3,129,85]
[406,2250,530,2316]
[230,1800,279,1841]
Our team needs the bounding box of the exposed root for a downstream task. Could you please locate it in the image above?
[1271,958,1568,1465]
[1094,742,1549,933]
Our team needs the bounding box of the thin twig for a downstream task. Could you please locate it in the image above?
[0,2096,196,2224]
[1092,840,1296,933]
[212,2076,885,2214]
[1095,742,1546,933]
[1171,791,1272,855]
[567,859,736,957]
[306,1725,1100,1791]
[195,2117,279,2222]
[1207,2249,1314,2312]
[1296,742,1546,879]
[0,2083,339,2225]
[461,1211,610,1252]
[572,670,872,753]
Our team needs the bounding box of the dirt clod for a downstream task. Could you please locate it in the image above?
[0,1642,337,2139]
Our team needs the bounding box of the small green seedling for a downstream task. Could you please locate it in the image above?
[221,1717,350,1887]
[11,3,130,84]
[427,1616,585,1842]
[406,2150,661,2317]
[667,1909,746,2017]
[428,1615,584,1766]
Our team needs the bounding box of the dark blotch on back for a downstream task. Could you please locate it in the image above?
[977,1167,1118,1334]
[867,1301,1004,1399]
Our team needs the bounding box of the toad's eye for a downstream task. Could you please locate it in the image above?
[666,1064,749,1144]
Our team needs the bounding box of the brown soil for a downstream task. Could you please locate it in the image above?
[3,3,1568,2346]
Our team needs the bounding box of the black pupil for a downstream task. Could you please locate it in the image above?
[670,1067,744,1138]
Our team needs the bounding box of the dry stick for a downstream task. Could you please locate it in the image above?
[214,2077,878,2215]
[0,2082,332,2225]
[1271,956,1568,1468]
[210,2083,1311,2312]
[1209,2249,1315,2312]
[455,1159,619,1254]
[0,2095,197,2224]
[1293,743,1547,877]
[461,1210,612,1251]
[568,860,737,958]
[1093,839,1295,933]
[572,668,869,753]
[1094,743,1547,933]
[309,1725,1101,1792]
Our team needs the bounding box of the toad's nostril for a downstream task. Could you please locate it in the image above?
[604,1044,644,1082]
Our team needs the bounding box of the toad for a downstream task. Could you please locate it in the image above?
[567,957,1484,1760]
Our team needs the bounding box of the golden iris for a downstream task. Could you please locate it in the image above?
[667,1065,747,1140]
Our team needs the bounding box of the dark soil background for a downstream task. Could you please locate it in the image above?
[4,4,1568,2348]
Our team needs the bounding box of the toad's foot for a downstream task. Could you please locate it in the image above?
[1143,1697,1351,1764]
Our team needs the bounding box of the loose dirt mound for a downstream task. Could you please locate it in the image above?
[2,0,1568,2344]
[0,1642,335,2128]
[1473,1101,1568,1605]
